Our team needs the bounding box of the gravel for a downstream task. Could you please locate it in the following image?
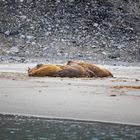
[0,0,140,65]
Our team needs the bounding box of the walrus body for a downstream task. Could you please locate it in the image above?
[28,61,113,78]
[54,64,85,78]
[28,64,89,78]
[67,61,113,77]
[28,64,63,77]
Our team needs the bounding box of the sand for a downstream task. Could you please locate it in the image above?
[0,64,140,126]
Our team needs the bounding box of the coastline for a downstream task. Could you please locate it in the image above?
[0,64,140,126]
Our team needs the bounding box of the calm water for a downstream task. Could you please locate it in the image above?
[0,114,140,140]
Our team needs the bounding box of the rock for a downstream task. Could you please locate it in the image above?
[31,42,36,45]
[20,0,24,2]
[78,54,84,58]
[91,45,97,48]
[0,0,139,65]
[4,31,10,36]
[26,35,34,40]
[108,53,120,59]
[10,47,19,53]
[117,44,126,49]
[102,51,107,55]
[110,94,117,97]
[19,15,27,20]
[69,0,74,2]
[93,23,98,27]
[20,35,26,39]
[45,32,51,36]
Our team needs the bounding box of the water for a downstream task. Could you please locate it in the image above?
[0,114,140,140]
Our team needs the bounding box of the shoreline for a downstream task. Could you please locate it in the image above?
[0,64,140,126]
[0,112,140,127]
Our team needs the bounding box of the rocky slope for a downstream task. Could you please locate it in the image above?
[0,0,140,65]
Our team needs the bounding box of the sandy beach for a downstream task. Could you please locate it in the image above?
[0,64,140,126]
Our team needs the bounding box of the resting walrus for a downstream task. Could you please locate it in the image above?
[28,61,113,78]
[28,64,63,77]
[28,63,95,78]
[66,60,113,77]
[54,64,95,78]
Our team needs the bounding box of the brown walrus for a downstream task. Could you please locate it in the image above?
[28,64,63,77]
[66,60,113,77]
[28,63,95,78]
[54,64,95,78]
[54,65,84,78]
[28,61,113,78]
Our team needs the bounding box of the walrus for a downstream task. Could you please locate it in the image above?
[28,64,63,77]
[28,63,95,78]
[28,64,44,74]
[28,61,113,78]
[54,64,95,78]
[67,60,113,77]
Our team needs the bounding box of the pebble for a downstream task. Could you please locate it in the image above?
[0,1,139,65]
[10,47,19,53]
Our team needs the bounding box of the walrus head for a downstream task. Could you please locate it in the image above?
[67,60,79,65]
[36,64,44,68]
[27,64,44,76]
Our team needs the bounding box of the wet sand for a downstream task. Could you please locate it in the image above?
[0,64,140,126]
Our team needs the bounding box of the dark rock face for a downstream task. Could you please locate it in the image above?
[0,0,140,64]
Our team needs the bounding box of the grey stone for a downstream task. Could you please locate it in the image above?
[20,15,27,20]
[20,35,26,39]
[26,36,34,40]
[4,31,10,36]
[10,47,19,53]
[0,0,139,65]
[93,23,98,27]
